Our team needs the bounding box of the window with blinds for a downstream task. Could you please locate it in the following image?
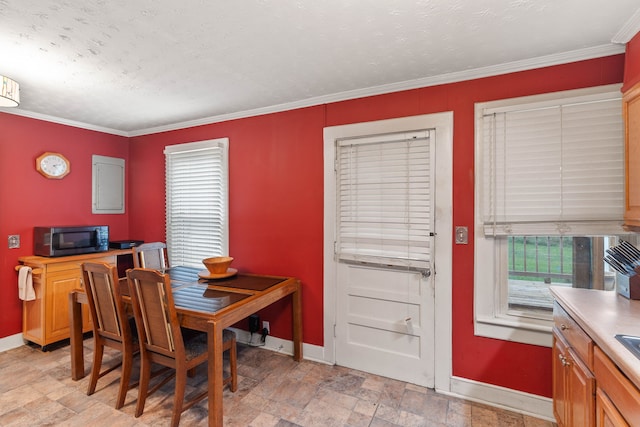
[336,130,434,274]
[474,85,628,347]
[164,138,229,268]
[479,88,625,237]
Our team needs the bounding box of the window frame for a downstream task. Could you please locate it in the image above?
[474,84,624,347]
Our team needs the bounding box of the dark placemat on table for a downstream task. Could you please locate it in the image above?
[201,274,285,291]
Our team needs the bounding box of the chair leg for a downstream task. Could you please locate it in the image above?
[135,354,151,418]
[115,348,133,409]
[171,368,187,427]
[229,337,237,392]
[87,339,104,396]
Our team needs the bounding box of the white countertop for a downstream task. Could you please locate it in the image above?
[550,286,640,388]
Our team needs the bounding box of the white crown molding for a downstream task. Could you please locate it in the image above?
[2,44,627,138]
[0,108,129,137]
[130,44,625,137]
[612,8,640,44]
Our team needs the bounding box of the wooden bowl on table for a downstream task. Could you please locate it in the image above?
[203,256,234,275]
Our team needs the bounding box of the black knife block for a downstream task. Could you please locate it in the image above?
[616,269,640,300]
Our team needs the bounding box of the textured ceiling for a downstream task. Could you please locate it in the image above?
[0,0,639,136]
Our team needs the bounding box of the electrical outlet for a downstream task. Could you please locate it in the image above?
[8,235,20,249]
[262,321,270,334]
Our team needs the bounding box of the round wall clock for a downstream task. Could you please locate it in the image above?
[36,152,70,179]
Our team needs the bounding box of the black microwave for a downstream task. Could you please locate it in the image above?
[34,225,109,257]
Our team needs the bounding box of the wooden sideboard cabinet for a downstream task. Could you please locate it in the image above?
[553,302,595,427]
[624,82,640,229]
[18,250,131,350]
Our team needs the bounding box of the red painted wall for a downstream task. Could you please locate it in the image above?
[623,32,640,91]
[0,114,129,337]
[0,53,626,400]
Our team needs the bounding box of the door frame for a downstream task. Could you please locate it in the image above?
[323,112,453,393]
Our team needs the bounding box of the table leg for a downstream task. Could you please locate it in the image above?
[292,280,303,361]
[207,320,224,427]
[69,290,85,380]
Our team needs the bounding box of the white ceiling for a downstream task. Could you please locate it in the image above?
[1,0,639,136]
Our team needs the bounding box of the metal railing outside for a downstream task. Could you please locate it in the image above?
[508,236,573,283]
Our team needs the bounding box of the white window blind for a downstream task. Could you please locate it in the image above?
[165,138,229,268]
[336,130,434,273]
[480,89,624,236]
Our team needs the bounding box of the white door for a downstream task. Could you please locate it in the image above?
[333,129,436,388]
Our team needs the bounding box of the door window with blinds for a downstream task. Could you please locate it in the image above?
[474,84,631,346]
[336,130,434,275]
[164,138,229,268]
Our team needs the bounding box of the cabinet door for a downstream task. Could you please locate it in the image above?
[596,388,629,427]
[553,329,596,427]
[45,269,83,343]
[553,331,570,426]
[567,347,595,427]
[624,83,640,228]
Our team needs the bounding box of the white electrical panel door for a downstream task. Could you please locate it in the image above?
[92,155,125,214]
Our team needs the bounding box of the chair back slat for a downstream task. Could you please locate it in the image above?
[83,262,127,341]
[133,242,169,270]
[127,268,183,359]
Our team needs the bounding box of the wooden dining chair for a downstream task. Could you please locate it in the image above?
[82,261,138,409]
[126,267,237,427]
[132,242,169,270]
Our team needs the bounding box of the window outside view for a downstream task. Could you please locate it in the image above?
[507,235,628,312]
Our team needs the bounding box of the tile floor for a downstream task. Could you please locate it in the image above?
[0,339,556,426]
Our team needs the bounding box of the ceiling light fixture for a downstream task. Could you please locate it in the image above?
[0,75,20,107]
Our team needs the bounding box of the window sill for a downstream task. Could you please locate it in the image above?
[474,314,553,347]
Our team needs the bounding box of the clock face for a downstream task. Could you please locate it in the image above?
[36,152,70,179]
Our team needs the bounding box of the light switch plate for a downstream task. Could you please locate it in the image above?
[455,226,468,244]
[8,235,20,249]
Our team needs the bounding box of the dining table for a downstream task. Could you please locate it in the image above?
[68,266,303,427]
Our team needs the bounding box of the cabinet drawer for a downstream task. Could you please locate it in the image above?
[594,346,640,424]
[46,255,116,274]
[554,301,593,370]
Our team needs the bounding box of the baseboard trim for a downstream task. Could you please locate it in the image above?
[444,376,554,421]
[0,333,24,353]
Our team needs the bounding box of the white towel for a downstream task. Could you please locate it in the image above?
[18,266,35,301]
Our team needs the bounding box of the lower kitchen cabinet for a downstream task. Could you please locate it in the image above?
[19,250,131,350]
[553,302,595,427]
[551,288,640,427]
[594,346,640,426]
[596,388,629,427]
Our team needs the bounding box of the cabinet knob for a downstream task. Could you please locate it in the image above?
[560,324,568,331]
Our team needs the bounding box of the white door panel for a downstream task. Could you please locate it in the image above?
[336,263,434,387]
[347,324,420,357]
